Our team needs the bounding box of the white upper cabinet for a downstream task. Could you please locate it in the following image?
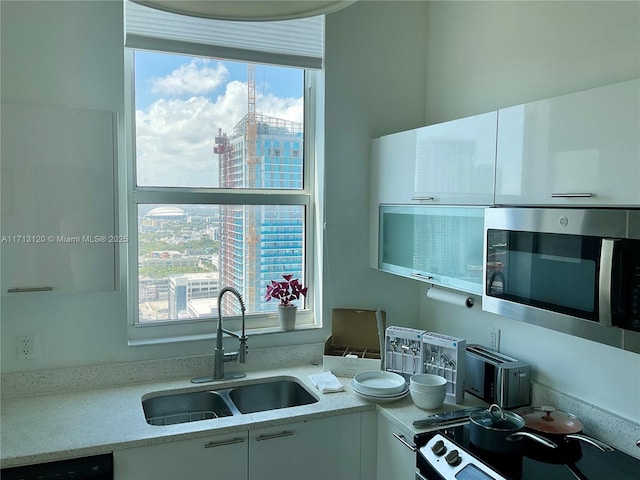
[371,129,417,205]
[369,114,496,270]
[370,129,417,269]
[371,112,497,207]
[495,78,640,206]
[1,103,117,295]
[414,111,497,205]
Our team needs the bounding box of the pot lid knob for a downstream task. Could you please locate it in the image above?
[541,405,556,421]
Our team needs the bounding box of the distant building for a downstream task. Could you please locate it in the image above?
[140,206,187,230]
[168,273,219,319]
[140,251,199,269]
[187,298,218,318]
[146,206,187,219]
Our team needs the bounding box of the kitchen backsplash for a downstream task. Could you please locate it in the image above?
[1,343,324,400]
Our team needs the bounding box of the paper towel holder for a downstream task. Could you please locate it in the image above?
[426,286,474,308]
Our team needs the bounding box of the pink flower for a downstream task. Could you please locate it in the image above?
[265,274,308,307]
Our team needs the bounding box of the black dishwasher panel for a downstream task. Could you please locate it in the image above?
[1,453,112,480]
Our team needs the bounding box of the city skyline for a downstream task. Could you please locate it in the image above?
[137,113,305,322]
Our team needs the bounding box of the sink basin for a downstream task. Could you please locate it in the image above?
[142,378,318,426]
[229,380,317,414]
[143,390,234,426]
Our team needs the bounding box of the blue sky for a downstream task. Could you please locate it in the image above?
[134,51,303,111]
[133,51,304,187]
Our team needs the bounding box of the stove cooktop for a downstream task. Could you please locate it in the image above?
[415,424,640,480]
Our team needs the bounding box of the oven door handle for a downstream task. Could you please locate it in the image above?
[393,432,416,452]
[599,239,616,327]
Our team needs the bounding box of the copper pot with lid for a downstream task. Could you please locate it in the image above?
[514,405,614,452]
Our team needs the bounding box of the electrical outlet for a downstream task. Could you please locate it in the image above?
[489,327,500,351]
[17,334,36,360]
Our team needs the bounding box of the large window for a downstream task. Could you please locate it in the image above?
[124,2,321,340]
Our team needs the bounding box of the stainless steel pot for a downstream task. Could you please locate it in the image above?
[469,404,558,454]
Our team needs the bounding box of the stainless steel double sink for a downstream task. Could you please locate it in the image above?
[142,378,318,426]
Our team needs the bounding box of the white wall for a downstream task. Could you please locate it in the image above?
[424,0,640,123]
[420,0,640,422]
[323,1,428,329]
[0,0,429,372]
[1,0,135,371]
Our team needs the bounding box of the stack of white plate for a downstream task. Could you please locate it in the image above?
[350,370,409,403]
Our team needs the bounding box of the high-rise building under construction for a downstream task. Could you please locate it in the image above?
[215,113,304,315]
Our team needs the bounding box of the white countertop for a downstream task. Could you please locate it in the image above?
[1,364,484,468]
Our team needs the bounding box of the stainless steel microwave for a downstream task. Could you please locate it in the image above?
[483,207,640,353]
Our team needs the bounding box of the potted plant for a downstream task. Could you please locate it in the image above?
[265,274,308,330]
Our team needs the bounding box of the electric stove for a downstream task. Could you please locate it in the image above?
[414,423,639,480]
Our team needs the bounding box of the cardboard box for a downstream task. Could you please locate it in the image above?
[323,308,386,377]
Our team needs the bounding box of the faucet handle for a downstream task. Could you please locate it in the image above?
[239,336,248,363]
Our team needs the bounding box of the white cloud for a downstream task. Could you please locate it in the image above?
[151,59,229,96]
[136,62,303,188]
[259,93,304,125]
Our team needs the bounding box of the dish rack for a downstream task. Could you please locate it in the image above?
[146,410,219,426]
[422,332,466,403]
[384,326,426,377]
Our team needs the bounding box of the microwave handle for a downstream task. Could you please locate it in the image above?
[599,239,616,327]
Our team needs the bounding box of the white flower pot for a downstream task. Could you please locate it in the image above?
[277,305,298,331]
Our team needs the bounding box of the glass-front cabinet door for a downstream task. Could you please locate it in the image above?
[378,206,485,294]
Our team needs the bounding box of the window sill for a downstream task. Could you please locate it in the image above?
[128,318,326,348]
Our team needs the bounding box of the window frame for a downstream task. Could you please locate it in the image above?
[123,49,320,345]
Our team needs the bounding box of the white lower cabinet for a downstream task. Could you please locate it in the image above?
[114,412,365,480]
[248,413,362,480]
[113,431,248,480]
[376,414,416,480]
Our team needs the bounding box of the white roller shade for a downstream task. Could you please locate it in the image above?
[125,0,325,69]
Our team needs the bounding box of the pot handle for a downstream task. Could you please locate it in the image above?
[506,431,558,449]
[565,434,614,452]
[488,403,506,421]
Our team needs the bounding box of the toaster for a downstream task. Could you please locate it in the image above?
[465,344,531,408]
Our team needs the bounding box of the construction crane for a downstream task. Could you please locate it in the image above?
[246,63,257,183]
[245,63,259,311]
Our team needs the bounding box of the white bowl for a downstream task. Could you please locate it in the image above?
[410,374,447,393]
[352,370,406,395]
[409,387,446,410]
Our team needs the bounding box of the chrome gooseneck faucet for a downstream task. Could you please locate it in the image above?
[191,287,248,383]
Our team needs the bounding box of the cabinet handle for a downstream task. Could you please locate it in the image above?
[411,273,434,280]
[411,196,435,201]
[256,431,295,442]
[204,437,245,448]
[392,433,416,452]
[550,193,594,198]
[7,287,53,293]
